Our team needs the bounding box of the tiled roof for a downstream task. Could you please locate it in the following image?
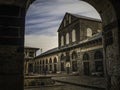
[80,32,102,44]
[41,47,58,55]
[36,47,58,58]
[69,13,102,22]
[24,46,39,50]
[35,33,102,58]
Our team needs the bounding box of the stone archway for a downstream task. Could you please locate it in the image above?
[0,0,120,90]
[81,0,120,90]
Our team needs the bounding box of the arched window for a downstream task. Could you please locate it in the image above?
[72,51,77,59]
[66,33,69,44]
[49,58,52,63]
[54,57,57,63]
[61,36,64,46]
[72,29,76,42]
[87,28,92,37]
[46,59,48,64]
[83,53,89,60]
[94,51,103,59]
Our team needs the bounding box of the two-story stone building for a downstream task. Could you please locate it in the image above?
[34,12,104,76]
[24,46,39,75]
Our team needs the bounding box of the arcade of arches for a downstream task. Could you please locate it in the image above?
[0,0,120,90]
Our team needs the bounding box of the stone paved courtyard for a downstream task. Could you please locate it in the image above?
[24,84,104,90]
[24,75,105,90]
[52,75,106,89]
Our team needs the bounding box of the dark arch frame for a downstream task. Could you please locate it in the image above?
[0,0,120,90]
[46,59,48,64]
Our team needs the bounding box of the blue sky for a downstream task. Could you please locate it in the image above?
[25,0,101,53]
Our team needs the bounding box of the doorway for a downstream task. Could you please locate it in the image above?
[83,62,90,75]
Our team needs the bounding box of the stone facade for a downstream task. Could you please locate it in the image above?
[34,13,104,76]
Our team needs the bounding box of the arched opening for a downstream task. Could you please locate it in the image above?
[83,53,90,75]
[45,59,48,72]
[49,58,52,64]
[72,29,76,42]
[46,59,48,64]
[49,58,52,72]
[61,35,64,46]
[39,60,42,73]
[71,51,77,72]
[60,53,65,61]
[53,57,57,73]
[60,54,65,72]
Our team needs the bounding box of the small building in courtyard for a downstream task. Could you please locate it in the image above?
[24,46,39,75]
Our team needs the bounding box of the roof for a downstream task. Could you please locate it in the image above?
[35,33,102,58]
[36,47,58,58]
[80,32,102,44]
[59,33,102,51]
[24,46,39,50]
[58,12,101,32]
[69,13,101,22]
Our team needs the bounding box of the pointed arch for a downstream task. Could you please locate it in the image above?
[49,58,52,63]
[54,57,57,63]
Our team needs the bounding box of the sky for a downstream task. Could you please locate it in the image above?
[25,0,101,54]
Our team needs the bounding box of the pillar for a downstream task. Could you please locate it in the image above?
[0,5,25,90]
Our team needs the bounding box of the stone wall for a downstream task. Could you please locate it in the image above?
[0,0,33,89]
